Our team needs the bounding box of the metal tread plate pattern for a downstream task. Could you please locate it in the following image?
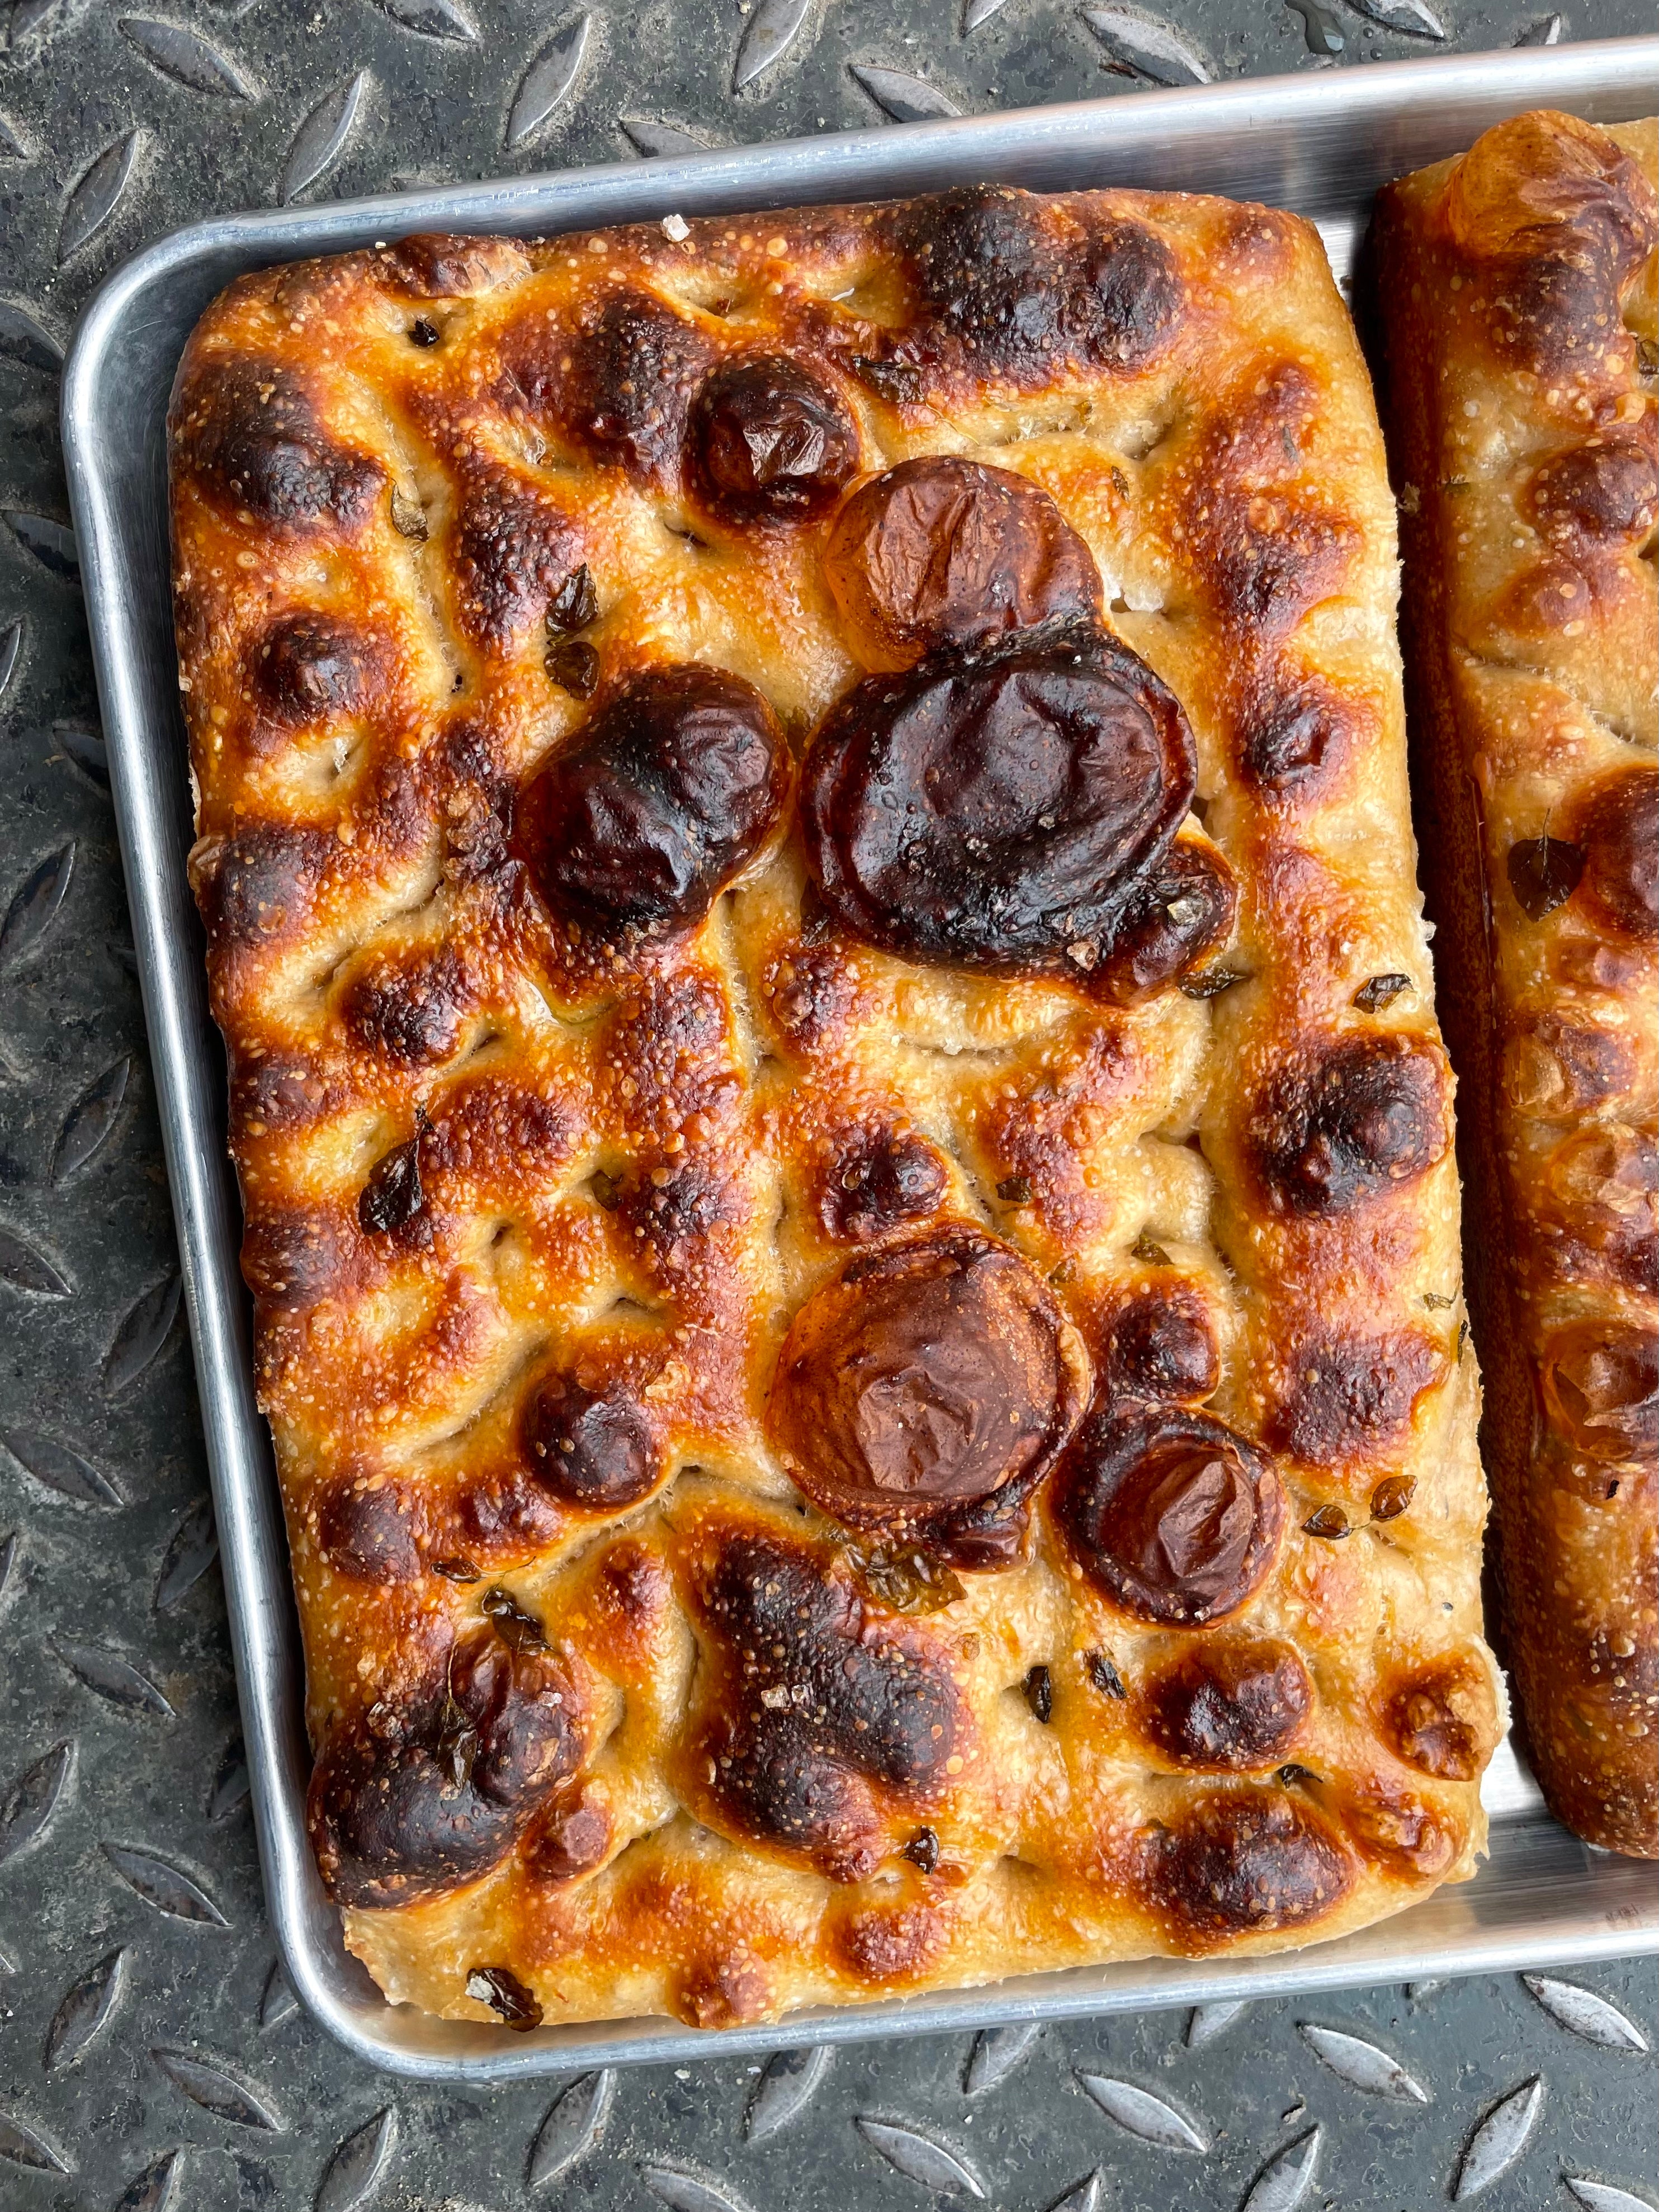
[2,1,1656,2202]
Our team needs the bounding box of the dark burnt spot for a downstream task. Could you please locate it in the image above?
[1529,432,1658,544]
[675,1956,774,2030]
[895,189,1183,377]
[343,944,472,1068]
[823,457,1103,670]
[1509,1013,1635,1119]
[1099,1285,1220,1403]
[524,1794,610,1883]
[834,1901,947,1984]
[522,1374,662,1510]
[801,620,1195,977]
[422,1078,578,1186]
[769,943,863,1055]
[820,1128,948,1243]
[374,233,529,296]
[1209,501,1359,636]
[1491,254,1629,377]
[306,1626,585,1908]
[1566,766,1658,945]
[769,1225,1089,1566]
[618,1159,735,1259]
[314,1476,422,1584]
[684,1523,961,1878]
[1268,1327,1441,1468]
[1445,113,1656,381]
[174,357,382,532]
[1341,1779,1457,1878]
[556,289,715,484]
[1076,219,1186,370]
[1249,1033,1449,1217]
[687,353,859,527]
[1379,1660,1492,1782]
[1143,1639,1313,1770]
[1097,836,1238,1005]
[1152,1789,1353,1940]
[195,824,332,951]
[1536,1123,1658,1297]
[1540,1320,1658,1463]
[606,971,733,1117]
[897,186,1064,361]
[1239,678,1362,796]
[240,1206,348,1310]
[514,661,789,942]
[1056,1401,1284,1627]
[1575,1619,1659,1708]
[452,470,583,649]
[249,612,381,729]
[455,1464,564,1557]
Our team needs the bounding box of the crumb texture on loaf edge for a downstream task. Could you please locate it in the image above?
[1377,110,1657,1859]
[168,182,1496,2030]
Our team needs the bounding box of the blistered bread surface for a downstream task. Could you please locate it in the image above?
[169,184,1495,2030]
[1378,114,1657,1859]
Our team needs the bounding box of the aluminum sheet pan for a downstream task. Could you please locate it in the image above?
[61,36,1659,2082]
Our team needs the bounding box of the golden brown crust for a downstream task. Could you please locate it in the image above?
[1377,112,1657,1858]
[170,182,1493,2030]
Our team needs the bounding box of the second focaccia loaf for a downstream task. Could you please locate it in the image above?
[169,183,1496,2030]
[1377,112,1657,1857]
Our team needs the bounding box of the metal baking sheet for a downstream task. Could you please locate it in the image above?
[60,36,1659,2083]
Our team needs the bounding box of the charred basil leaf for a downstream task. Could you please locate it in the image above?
[1085,1648,1127,1699]
[389,488,429,542]
[1353,972,1411,1011]
[850,355,924,406]
[480,1585,547,1652]
[546,563,599,637]
[358,1132,424,1236]
[545,637,600,699]
[1507,834,1585,920]
[1369,1476,1416,1521]
[997,1174,1033,1204]
[1180,965,1246,1001]
[853,1545,965,1616]
[465,1964,543,2030]
[435,1693,479,1789]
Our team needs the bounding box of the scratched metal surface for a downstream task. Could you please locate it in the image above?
[2,1,1657,2208]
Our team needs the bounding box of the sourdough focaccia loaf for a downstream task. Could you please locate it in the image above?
[1377,112,1657,1859]
[169,185,1496,2031]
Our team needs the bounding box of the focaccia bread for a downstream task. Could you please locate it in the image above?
[169,182,1496,2031]
[1376,112,1657,1859]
